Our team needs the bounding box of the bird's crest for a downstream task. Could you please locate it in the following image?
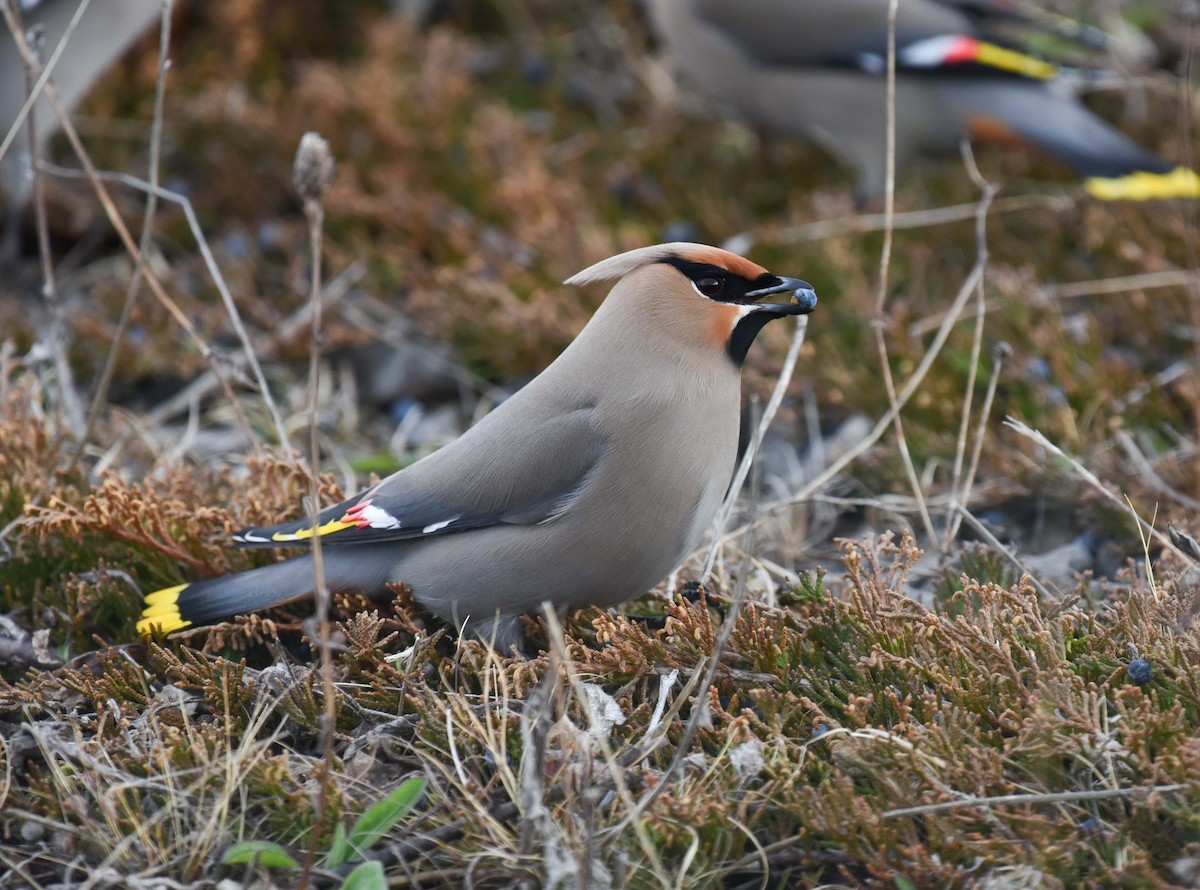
[565,243,767,286]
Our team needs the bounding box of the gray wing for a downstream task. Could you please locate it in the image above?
[234,407,604,548]
[691,0,976,68]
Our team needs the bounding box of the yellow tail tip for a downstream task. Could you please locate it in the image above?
[137,584,193,635]
[1085,167,1200,201]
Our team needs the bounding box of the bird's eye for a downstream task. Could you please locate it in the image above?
[695,276,725,298]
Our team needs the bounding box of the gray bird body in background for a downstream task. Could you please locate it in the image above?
[1,0,162,211]
[646,0,1199,202]
[139,243,818,651]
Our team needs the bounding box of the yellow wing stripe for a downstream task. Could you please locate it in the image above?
[1085,167,1200,201]
[137,583,193,635]
[271,517,357,542]
[974,42,1057,80]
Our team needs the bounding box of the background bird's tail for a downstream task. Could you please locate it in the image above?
[137,550,390,634]
[957,87,1200,200]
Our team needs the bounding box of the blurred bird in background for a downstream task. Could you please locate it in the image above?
[644,0,1200,203]
[0,0,162,251]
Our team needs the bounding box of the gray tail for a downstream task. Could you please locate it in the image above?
[138,549,391,634]
[981,87,1173,179]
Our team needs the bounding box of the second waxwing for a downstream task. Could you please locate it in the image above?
[645,0,1200,203]
[138,243,818,651]
[1,0,164,212]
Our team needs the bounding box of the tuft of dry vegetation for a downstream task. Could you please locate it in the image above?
[4,521,1200,886]
[2,0,1200,886]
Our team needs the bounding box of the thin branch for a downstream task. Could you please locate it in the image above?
[711,138,999,557]
[724,194,1070,251]
[952,504,1060,601]
[293,132,336,890]
[874,0,899,321]
[1041,269,1200,301]
[0,0,92,170]
[1115,429,1200,511]
[944,279,986,553]
[1002,417,1196,569]
[71,0,174,478]
[868,0,938,545]
[0,11,257,446]
[884,784,1187,819]
[17,4,85,439]
[702,315,809,580]
[945,342,1010,545]
[709,253,985,561]
[938,143,999,548]
[40,162,292,452]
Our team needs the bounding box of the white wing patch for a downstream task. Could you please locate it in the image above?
[357,503,402,529]
[422,517,458,534]
[899,35,962,68]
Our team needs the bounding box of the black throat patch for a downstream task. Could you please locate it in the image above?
[726,312,778,367]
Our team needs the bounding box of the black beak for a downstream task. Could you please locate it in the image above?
[742,276,818,314]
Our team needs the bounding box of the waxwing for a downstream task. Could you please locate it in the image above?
[138,243,818,650]
[645,0,1200,203]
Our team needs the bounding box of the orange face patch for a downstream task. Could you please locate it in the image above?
[706,302,741,348]
[677,246,770,282]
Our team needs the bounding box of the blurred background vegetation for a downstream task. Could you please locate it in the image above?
[5,0,1197,482]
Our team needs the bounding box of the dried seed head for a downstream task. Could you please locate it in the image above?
[293,132,335,204]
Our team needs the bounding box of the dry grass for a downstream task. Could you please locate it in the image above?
[5,527,1200,886]
[2,0,1200,886]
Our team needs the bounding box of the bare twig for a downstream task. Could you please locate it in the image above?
[1041,269,1200,301]
[0,0,92,170]
[293,131,336,890]
[883,784,1187,819]
[941,144,996,553]
[1115,429,1200,512]
[935,143,999,549]
[723,193,1070,252]
[1113,361,1190,413]
[709,142,998,557]
[944,280,986,553]
[1178,9,1200,502]
[61,257,362,477]
[951,505,1060,601]
[874,0,899,322]
[0,10,257,445]
[711,269,984,553]
[945,342,1010,545]
[14,5,85,439]
[133,258,362,428]
[39,162,292,453]
[702,316,809,580]
[1003,417,1195,570]
[869,0,938,546]
[71,0,175,477]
